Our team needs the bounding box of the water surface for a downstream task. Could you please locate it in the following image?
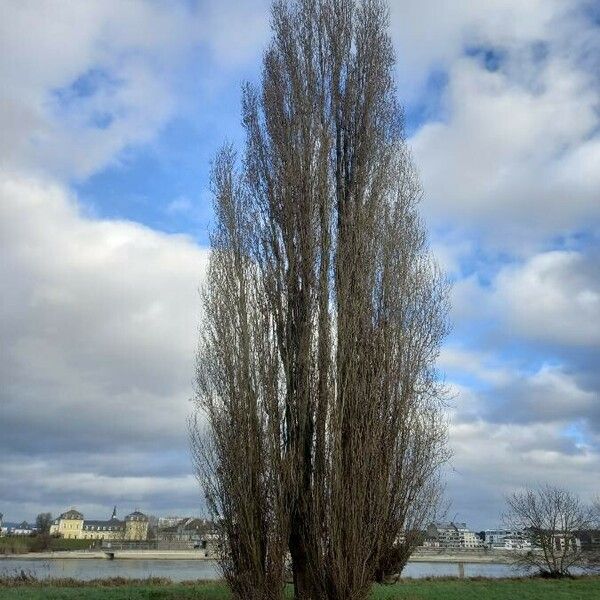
[0,558,526,581]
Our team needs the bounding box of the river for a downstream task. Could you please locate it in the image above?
[0,558,527,581]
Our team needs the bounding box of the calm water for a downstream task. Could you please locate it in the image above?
[0,558,526,581]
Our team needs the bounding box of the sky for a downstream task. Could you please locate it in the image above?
[0,0,598,531]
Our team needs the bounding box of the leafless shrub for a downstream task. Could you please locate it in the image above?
[504,485,596,577]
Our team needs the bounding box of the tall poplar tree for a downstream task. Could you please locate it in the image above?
[192,2,450,599]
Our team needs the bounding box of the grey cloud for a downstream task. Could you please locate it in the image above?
[494,251,600,347]
[0,174,208,518]
[484,365,600,432]
[443,346,600,438]
[0,0,269,180]
[0,455,200,524]
[445,419,600,528]
[406,2,600,248]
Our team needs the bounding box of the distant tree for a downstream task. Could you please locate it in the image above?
[146,515,159,540]
[35,513,52,535]
[590,495,600,572]
[504,485,595,577]
[593,495,600,524]
[32,513,53,551]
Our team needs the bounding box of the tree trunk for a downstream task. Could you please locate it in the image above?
[289,526,312,599]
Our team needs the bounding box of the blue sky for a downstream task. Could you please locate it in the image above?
[1,0,598,530]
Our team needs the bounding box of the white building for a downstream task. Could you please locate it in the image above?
[158,516,186,529]
[483,529,532,550]
[11,521,35,536]
[483,529,511,547]
[425,522,482,549]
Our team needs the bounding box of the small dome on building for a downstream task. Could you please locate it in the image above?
[60,509,84,520]
[125,510,148,522]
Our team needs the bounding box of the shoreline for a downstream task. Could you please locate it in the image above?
[1,550,512,564]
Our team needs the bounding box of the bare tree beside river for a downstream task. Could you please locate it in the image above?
[191,1,450,599]
[504,485,598,577]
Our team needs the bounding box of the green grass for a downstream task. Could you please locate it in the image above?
[0,538,29,555]
[0,577,599,600]
[0,536,96,554]
[47,538,96,551]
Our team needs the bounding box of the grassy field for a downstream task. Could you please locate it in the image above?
[0,577,599,600]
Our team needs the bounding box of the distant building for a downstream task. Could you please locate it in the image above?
[49,507,148,541]
[483,529,532,550]
[577,530,600,552]
[551,532,581,552]
[424,522,482,549]
[11,521,36,536]
[157,517,215,543]
[0,514,35,537]
[158,516,185,529]
[482,529,511,547]
[155,517,218,555]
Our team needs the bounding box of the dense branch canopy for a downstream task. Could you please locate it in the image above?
[192,2,450,599]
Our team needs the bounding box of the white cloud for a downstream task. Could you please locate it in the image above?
[447,249,600,347]
[508,365,597,425]
[166,196,195,216]
[0,173,208,461]
[0,0,271,181]
[446,417,600,527]
[200,0,270,67]
[411,56,599,245]
[389,0,562,101]
[0,1,203,179]
[495,251,600,346]
[439,347,511,387]
[391,0,600,251]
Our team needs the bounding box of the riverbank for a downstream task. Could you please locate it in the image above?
[0,549,512,563]
[1,555,524,581]
[0,576,599,600]
[0,537,91,555]
[411,550,512,564]
[1,550,212,560]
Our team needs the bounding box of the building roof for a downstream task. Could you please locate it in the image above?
[86,517,122,524]
[160,517,214,534]
[82,519,124,530]
[125,511,148,521]
[60,509,84,520]
[56,507,147,525]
